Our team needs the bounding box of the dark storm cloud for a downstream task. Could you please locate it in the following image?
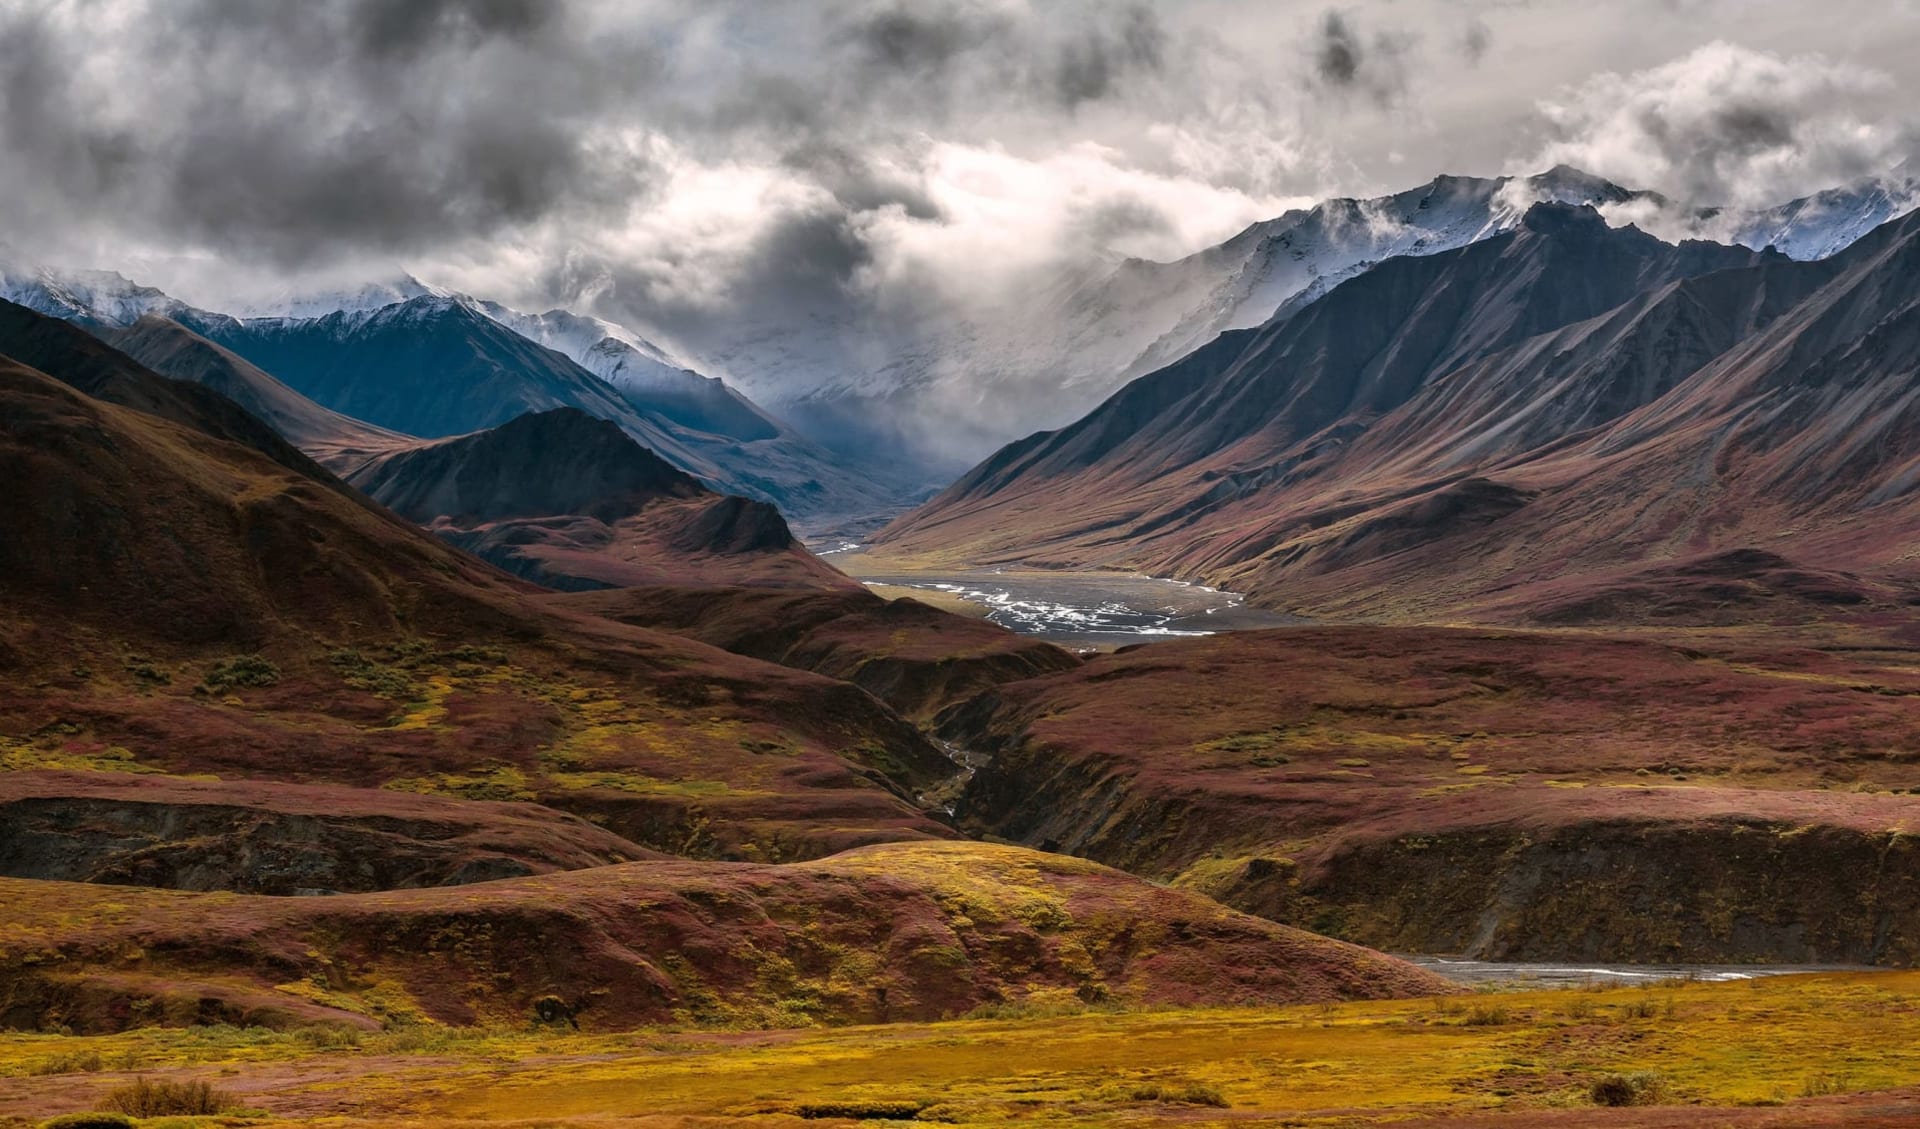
[1309,9,1413,105]
[1461,18,1492,65]
[781,142,946,222]
[1316,12,1363,85]
[0,0,655,265]
[0,0,1217,273]
[1051,6,1168,107]
[348,0,560,58]
[846,3,1003,72]
[829,0,1171,116]
[1707,103,1799,153]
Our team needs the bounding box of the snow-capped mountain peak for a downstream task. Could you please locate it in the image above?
[219,273,455,321]
[1713,173,1920,261]
[0,259,189,327]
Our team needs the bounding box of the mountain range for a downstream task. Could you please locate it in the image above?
[6,165,1911,491]
[590,167,1919,471]
[0,265,905,523]
[877,197,1920,626]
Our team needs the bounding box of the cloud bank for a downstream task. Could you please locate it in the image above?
[1528,41,1917,209]
[2,1,1917,463]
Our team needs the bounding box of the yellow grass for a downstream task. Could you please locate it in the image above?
[4,972,1920,1125]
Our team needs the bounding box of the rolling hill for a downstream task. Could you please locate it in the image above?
[0,841,1450,1035]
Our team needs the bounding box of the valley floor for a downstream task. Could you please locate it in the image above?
[834,554,1301,647]
[5,971,1920,1126]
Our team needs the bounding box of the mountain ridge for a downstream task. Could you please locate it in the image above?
[873,201,1920,624]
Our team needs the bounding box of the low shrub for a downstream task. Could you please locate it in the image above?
[199,654,280,694]
[26,1049,103,1075]
[1589,1071,1668,1107]
[124,656,170,685]
[1129,1082,1229,1107]
[40,1113,134,1129]
[293,1024,365,1050]
[97,1077,237,1117]
[1463,1003,1511,1026]
[1801,1072,1853,1097]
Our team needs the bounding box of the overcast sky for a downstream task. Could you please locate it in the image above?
[5,0,1919,366]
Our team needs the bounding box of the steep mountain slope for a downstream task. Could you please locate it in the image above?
[1262,206,1920,623]
[1424,206,1920,621]
[887,204,1920,626]
[476,301,776,438]
[215,275,907,519]
[347,408,857,591]
[97,314,408,462]
[0,262,189,325]
[0,326,956,861]
[477,301,908,521]
[877,205,1773,585]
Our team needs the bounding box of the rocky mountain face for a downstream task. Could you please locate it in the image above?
[180,296,716,465]
[878,208,1756,586]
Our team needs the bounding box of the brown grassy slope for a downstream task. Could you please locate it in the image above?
[0,841,1450,1035]
[546,586,1079,722]
[0,770,660,893]
[946,626,1920,962]
[0,356,954,860]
